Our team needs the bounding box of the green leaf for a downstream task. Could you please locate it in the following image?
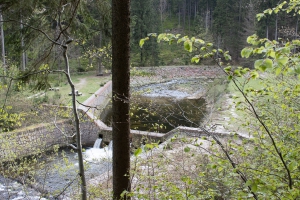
[200,47,207,51]
[275,67,282,76]
[224,66,232,73]
[224,51,231,60]
[218,167,223,172]
[234,69,242,77]
[256,13,265,21]
[147,33,157,37]
[250,70,259,79]
[241,47,253,58]
[139,37,149,48]
[247,34,259,45]
[191,56,200,63]
[253,46,264,54]
[288,161,298,171]
[295,67,300,74]
[184,146,190,153]
[241,68,250,75]
[157,33,166,43]
[145,143,154,150]
[178,36,188,44]
[254,60,263,70]
[194,38,205,44]
[134,148,142,156]
[184,40,193,52]
[254,59,273,72]
[267,50,276,58]
[263,8,273,15]
[276,57,289,67]
[264,58,273,68]
[251,183,258,193]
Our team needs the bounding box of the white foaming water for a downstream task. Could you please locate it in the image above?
[93,138,102,148]
[84,140,112,162]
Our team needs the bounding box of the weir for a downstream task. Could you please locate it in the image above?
[84,139,113,162]
[78,80,167,147]
[93,138,103,149]
[0,79,247,161]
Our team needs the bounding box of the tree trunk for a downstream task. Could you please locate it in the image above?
[20,18,26,71]
[183,0,186,31]
[238,0,242,26]
[266,16,269,39]
[275,14,278,40]
[188,0,191,33]
[293,17,298,53]
[159,0,165,32]
[112,0,131,199]
[178,8,181,28]
[295,18,299,39]
[63,44,87,200]
[98,57,103,75]
[0,11,5,68]
[205,1,209,32]
[98,31,103,76]
[194,0,197,20]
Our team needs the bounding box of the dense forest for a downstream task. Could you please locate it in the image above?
[0,0,298,71]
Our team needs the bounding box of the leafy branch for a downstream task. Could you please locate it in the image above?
[140,32,296,197]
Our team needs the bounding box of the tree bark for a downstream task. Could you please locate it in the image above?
[112,0,131,199]
[97,57,102,75]
[275,14,278,41]
[205,1,209,32]
[63,43,87,200]
[98,32,103,75]
[0,11,5,68]
[20,17,26,71]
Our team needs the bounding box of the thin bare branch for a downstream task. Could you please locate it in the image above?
[214,58,293,189]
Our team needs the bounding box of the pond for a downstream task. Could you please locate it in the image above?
[101,78,207,133]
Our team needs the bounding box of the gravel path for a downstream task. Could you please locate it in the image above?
[131,65,224,86]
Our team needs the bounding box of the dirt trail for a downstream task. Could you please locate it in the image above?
[75,78,87,90]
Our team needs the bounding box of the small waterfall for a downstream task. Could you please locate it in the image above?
[84,139,112,162]
[93,138,102,149]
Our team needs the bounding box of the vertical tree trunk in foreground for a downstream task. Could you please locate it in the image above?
[112,0,131,199]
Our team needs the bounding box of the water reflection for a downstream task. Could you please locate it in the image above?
[102,96,206,133]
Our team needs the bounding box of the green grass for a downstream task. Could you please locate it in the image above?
[220,75,267,125]
[23,71,111,106]
[227,76,264,98]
